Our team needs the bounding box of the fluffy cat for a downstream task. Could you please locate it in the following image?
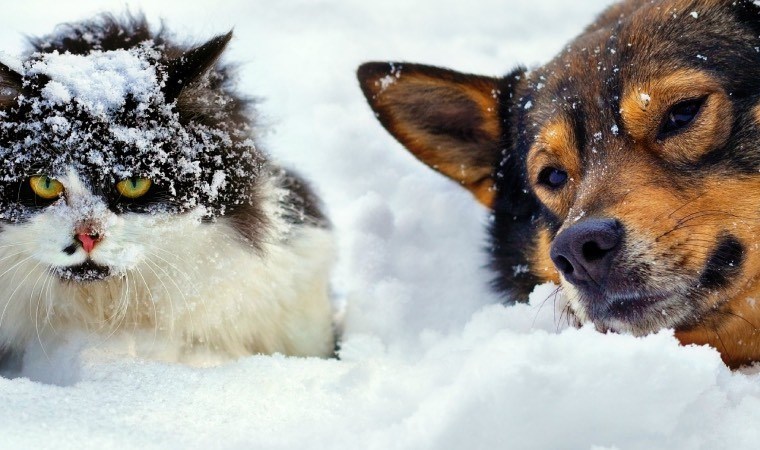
[0,15,336,362]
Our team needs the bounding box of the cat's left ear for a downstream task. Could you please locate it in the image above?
[164,31,233,101]
[0,63,22,108]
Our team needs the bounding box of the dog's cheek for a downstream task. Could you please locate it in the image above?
[529,226,561,285]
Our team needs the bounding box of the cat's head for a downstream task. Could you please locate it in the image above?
[0,15,267,282]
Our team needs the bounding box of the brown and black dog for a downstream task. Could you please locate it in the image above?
[358,0,760,368]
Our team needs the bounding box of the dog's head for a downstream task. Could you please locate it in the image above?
[358,0,760,366]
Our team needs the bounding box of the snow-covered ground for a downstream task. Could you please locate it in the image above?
[1,1,759,449]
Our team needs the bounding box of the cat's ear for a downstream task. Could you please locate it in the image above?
[164,31,233,101]
[0,63,22,108]
[357,62,504,207]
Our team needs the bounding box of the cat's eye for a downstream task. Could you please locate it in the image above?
[29,176,64,200]
[117,178,152,199]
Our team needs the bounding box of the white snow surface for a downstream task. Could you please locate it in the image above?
[2,1,760,449]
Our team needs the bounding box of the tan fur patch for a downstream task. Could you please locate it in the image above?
[676,280,760,369]
[527,118,581,217]
[582,164,760,368]
[753,102,760,127]
[360,65,501,207]
[619,70,732,163]
[530,227,561,284]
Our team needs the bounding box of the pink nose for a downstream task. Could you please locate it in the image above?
[76,233,101,253]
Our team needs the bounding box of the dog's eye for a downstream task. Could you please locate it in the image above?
[538,167,568,190]
[659,97,706,138]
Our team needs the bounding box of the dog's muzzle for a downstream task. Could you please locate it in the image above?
[550,218,623,294]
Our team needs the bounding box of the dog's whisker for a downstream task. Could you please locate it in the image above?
[532,285,562,328]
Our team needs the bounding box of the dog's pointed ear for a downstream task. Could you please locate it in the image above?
[164,31,232,102]
[0,63,23,108]
[358,62,507,207]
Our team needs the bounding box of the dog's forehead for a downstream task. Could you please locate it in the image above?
[523,0,760,138]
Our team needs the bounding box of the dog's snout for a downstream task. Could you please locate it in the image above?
[550,219,623,287]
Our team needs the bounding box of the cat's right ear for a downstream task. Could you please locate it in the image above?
[0,63,22,108]
[164,32,233,102]
[357,62,518,208]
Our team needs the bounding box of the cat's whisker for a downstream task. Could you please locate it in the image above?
[117,273,134,335]
[0,248,38,266]
[134,240,191,265]
[0,253,40,330]
[0,256,49,361]
[109,276,127,332]
[142,249,199,288]
[42,267,59,336]
[143,256,197,336]
[81,279,111,331]
[140,257,178,336]
[102,272,132,343]
[143,250,208,336]
[133,265,159,350]
[28,262,48,317]
[113,274,130,334]
[129,271,142,336]
[130,271,140,336]
[122,273,136,335]
[125,240,213,341]
[28,262,52,361]
[147,251,197,278]
[27,262,47,325]
[0,241,41,251]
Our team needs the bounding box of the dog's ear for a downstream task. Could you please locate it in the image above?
[164,31,232,101]
[0,63,22,108]
[357,62,505,207]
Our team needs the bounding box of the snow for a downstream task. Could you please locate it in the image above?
[2,0,760,449]
[30,49,160,116]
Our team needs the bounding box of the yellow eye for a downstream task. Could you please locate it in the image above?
[116,178,152,199]
[29,176,64,200]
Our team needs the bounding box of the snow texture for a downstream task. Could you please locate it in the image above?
[1,0,759,449]
[31,49,158,115]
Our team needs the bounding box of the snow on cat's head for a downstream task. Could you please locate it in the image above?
[0,15,267,282]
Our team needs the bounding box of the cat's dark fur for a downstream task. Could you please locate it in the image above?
[2,13,326,242]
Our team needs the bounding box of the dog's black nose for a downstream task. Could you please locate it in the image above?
[550,219,623,287]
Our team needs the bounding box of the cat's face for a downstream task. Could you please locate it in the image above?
[0,30,264,283]
[3,169,196,282]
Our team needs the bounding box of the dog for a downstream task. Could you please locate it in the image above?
[357,0,760,368]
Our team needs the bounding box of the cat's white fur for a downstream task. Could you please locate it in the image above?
[0,169,336,362]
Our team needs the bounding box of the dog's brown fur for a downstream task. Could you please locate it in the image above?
[358,0,760,368]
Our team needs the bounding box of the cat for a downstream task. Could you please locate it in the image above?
[0,14,336,363]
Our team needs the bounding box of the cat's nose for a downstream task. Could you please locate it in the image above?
[76,232,102,253]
